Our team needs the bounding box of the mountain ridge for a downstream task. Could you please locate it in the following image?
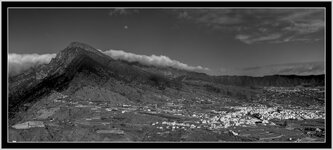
[8,42,325,120]
[9,42,148,118]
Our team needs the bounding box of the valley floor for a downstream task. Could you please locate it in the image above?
[8,86,326,142]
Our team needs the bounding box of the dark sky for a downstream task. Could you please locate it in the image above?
[9,8,325,75]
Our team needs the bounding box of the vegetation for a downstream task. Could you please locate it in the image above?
[148,73,170,90]
[204,84,221,93]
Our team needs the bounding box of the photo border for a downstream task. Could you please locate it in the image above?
[1,1,331,149]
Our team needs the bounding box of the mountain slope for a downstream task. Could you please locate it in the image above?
[8,42,325,118]
[8,42,326,142]
[9,42,163,118]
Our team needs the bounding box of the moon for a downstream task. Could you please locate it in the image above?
[124,25,128,29]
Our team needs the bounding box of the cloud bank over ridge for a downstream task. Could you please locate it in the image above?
[8,49,209,76]
[8,51,324,77]
[102,49,209,72]
[8,53,56,76]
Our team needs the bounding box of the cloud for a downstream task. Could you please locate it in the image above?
[283,19,324,35]
[219,62,324,76]
[279,9,323,22]
[175,9,324,44]
[235,33,281,44]
[176,9,243,29]
[195,10,243,26]
[8,49,209,76]
[8,51,322,77]
[102,49,209,72]
[108,8,139,16]
[8,53,56,76]
[178,11,189,19]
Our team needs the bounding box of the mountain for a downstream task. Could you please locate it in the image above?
[8,42,325,142]
[9,42,150,115]
[8,42,325,116]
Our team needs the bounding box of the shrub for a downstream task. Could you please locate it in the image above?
[148,74,170,90]
[204,84,221,93]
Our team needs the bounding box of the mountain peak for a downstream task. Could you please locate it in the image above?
[66,42,98,52]
[52,42,104,63]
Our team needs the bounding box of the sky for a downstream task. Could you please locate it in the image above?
[8,8,325,76]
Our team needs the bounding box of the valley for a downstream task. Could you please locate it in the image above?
[9,84,325,142]
[7,42,326,142]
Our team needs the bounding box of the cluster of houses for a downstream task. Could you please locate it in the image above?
[150,103,325,131]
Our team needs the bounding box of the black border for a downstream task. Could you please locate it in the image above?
[1,1,332,149]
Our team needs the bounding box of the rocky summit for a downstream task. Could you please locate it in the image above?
[8,42,325,142]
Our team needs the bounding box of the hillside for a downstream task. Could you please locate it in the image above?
[8,42,326,142]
